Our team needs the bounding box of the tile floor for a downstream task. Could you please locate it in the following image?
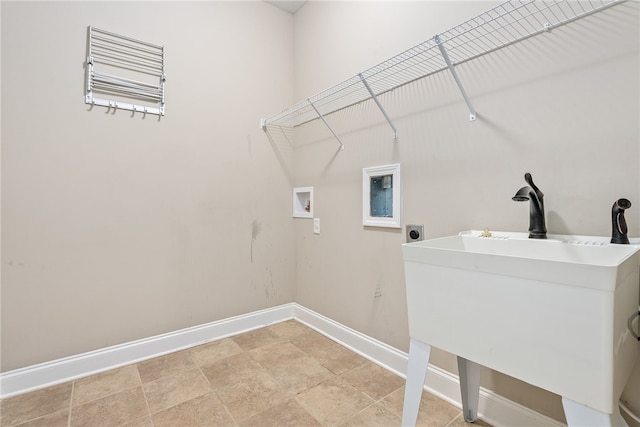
[1,320,491,427]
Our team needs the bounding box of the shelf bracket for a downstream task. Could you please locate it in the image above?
[309,99,345,150]
[435,34,477,121]
[359,73,398,140]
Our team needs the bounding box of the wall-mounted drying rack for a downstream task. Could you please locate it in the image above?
[86,27,166,116]
[261,0,626,148]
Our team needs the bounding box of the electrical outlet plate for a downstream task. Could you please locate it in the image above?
[313,218,320,234]
[406,224,424,242]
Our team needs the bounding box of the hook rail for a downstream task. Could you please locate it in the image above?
[86,26,166,116]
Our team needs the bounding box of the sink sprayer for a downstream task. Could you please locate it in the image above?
[611,198,631,245]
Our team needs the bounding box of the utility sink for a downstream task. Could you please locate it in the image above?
[401,231,640,426]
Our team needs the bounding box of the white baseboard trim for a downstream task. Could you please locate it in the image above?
[0,303,295,399]
[1,302,562,426]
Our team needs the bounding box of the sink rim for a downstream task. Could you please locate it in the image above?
[403,230,640,267]
[402,230,640,291]
[458,229,640,246]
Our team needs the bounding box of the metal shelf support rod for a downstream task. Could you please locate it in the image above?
[359,73,398,140]
[309,99,345,151]
[435,34,477,121]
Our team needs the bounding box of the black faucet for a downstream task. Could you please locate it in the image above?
[611,198,631,244]
[512,173,547,239]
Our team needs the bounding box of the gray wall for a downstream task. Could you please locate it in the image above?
[1,1,296,371]
[289,1,639,423]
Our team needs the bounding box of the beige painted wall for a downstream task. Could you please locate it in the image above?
[289,1,640,423]
[1,1,296,371]
[2,0,640,423]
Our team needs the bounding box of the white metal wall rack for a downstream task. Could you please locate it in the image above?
[260,0,627,148]
[86,27,166,116]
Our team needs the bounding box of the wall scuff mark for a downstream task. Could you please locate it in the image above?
[250,220,262,263]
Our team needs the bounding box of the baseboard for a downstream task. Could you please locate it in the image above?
[0,303,295,399]
[1,302,563,426]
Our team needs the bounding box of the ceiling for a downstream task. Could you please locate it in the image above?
[264,0,308,15]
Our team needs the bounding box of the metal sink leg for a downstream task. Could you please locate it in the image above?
[457,356,481,422]
[402,339,431,427]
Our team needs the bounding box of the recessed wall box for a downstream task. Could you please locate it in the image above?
[406,225,424,242]
[363,164,401,228]
[293,187,313,218]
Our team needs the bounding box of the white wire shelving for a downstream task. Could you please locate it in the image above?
[260,0,628,148]
[86,27,166,116]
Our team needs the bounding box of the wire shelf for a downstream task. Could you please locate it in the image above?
[262,0,627,130]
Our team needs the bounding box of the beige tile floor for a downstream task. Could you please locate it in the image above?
[1,320,491,427]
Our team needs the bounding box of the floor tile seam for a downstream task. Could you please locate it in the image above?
[360,382,405,405]
[132,368,157,426]
[138,378,160,421]
[341,399,402,426]
[246,343,311,370]
[221,401,240,427]
[69,380,143,410]
[141,365,209,388]
[136,351,200,385]
[207,381,244,427]
[333,361,379,391]
[67,386,151,427]
[142,372,214,418]
[190,350,244,372]
[443,412,464,427]
[0,385,74,427]
[117,410,153,427]
[66,381,74,427]
[290,395,326,427]
[242,345,326,392]
[294,375,378,425]
[359,387,402,405]
[1,407,70,427]
[287,340,321,363]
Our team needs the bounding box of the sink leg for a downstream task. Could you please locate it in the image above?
[402,339,431,427]
[562,397,629,427]
[457,356,481,422]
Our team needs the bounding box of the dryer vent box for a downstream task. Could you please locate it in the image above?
[406,225,424,243]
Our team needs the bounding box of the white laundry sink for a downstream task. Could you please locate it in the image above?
[402,231,640,422]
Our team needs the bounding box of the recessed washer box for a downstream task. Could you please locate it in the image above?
[293,187,313,218]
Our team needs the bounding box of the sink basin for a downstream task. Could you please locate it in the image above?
[403,231,640,414]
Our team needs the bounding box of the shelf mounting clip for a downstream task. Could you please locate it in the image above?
[309,99,345,150]
[435,34,477,121]
[359,73,398,140]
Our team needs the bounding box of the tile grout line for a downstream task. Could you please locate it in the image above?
[67,381,74,427]
[137,367,153,426]
[444,413,464,427]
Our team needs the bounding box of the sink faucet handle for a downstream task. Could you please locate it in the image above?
[524,173,543,198]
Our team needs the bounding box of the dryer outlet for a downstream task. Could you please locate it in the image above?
[406,225,424,242]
